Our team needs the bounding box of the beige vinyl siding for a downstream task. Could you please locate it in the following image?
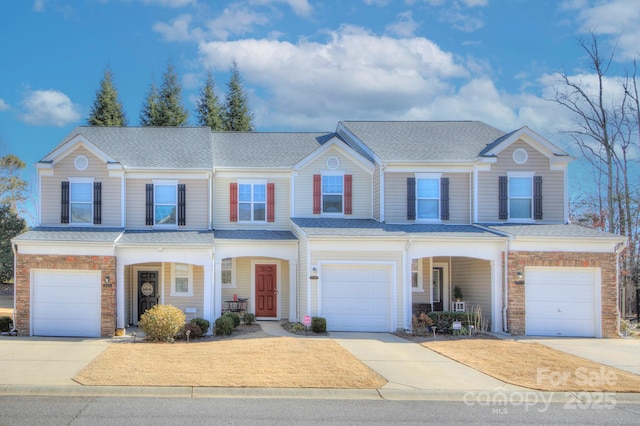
[294,148,372,218]
[221,257,290,319]
[125,178,209,229]
[41,146,122,226]
[124,265,132,326]
[384,172,471,224]
[162,263,205,322]
[310,249,403,329]
[451,257,492,327]
[213,176,291,230]
[477,140,565,223]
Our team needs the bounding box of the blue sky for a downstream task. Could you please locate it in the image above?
[0,0,638,204]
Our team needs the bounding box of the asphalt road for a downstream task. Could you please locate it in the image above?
[1,396,639,425]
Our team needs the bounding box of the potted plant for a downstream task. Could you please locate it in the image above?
[453,286,463,301]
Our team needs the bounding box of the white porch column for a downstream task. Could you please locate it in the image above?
[116,263,125,330]
[403,248,411,331]
[490,259,504,333]
[214,258,222,320]
[288,260,297,322]
[203,260,213,329]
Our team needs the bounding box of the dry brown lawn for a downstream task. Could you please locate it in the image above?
[74,336,387,388]
[424,339,640,392]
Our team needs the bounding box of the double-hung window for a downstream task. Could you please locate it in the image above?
[507,172,534,220]
[411,259,423,292]
[221,258,234,288]
[239,182,266,222]
[69,177,93,224]
[416,173,441,220]
[322,175,343,214]
[154,181,177,226]
[172,263,193,296]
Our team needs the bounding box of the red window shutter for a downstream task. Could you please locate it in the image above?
[267,183,275,222]
[313,174,321,214]
[344,174,352,215]
[230,182,238,222]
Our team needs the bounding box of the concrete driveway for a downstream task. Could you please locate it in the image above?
[512,337,640,375]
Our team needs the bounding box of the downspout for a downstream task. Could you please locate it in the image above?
[615,241,628,337]
[11,242,17,331]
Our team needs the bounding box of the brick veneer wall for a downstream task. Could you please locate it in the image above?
[14,254,117,337]
[506,251,618,338]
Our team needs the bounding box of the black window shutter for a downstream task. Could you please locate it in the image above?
[146,184,154,225]
[534,176,543,220]
[61,181,69,224]
[499,176,508,220]
[440,177,449,221]
[93,182,102,225]
[407,177,416,220]
[178,183,186,226]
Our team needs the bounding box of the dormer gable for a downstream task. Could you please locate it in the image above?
[480,126,573,170]
[36,133,122,173]
[293,136,374,174]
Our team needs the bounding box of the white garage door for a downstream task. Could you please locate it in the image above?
[525,267,599,337]
[320,264,393,332]
[33,270,102,337]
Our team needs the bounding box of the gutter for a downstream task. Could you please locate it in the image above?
[615,241,629,338]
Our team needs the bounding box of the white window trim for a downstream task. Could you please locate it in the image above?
[237,179,268,223]
[170,263,193,297]
[321,171,345,216]
[506,171,535,223]
[221,258,236,289]
[415,173,442,223]
[68,177,95,226]
[153,179,179,228]
[411,259,424,293]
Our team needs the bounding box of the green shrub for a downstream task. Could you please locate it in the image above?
[215,315,235,336]
[311,316,326,333]
[191,318,210,335]
[176,322,203,340]
[0,316,12,332]
[223,312,241,328]
[243,313,255,325]
[290,322,305,333]
[138,304,186,342]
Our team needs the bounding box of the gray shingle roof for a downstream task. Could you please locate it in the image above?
[292,218,502,239]
[54,126,213,169]
[339,121,507,162]
[214,230,297,240]
[482,223,627,240]
[118,230,216,245]
[12,227,124,243]
[211,132,335,168]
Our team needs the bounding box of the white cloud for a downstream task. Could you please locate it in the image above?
[206,4,268,40]
[0,99,9,111]
[198,25,470,129]
[279,0,313,18]
[570,0,640,60]
[439,6,485,32]
[20,89,81,127]
[386,11,419,37]
[33,0,47,12]
[154,14,195,41]
[137,0,196,7]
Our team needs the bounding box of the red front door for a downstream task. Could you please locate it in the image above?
[255,264,277,317]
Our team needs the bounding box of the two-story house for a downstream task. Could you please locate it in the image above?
[12,121,625,338]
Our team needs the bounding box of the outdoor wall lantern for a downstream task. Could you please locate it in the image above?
[103,275,112,288]
[310,267,319,280]
[515,271,525,285]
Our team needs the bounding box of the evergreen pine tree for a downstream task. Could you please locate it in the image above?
[195,70,224,130]
[140,82,160,126]
[140,61,189,126]
[223,61,254,131]
[87,66,128,126]
[0,204,26,283]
